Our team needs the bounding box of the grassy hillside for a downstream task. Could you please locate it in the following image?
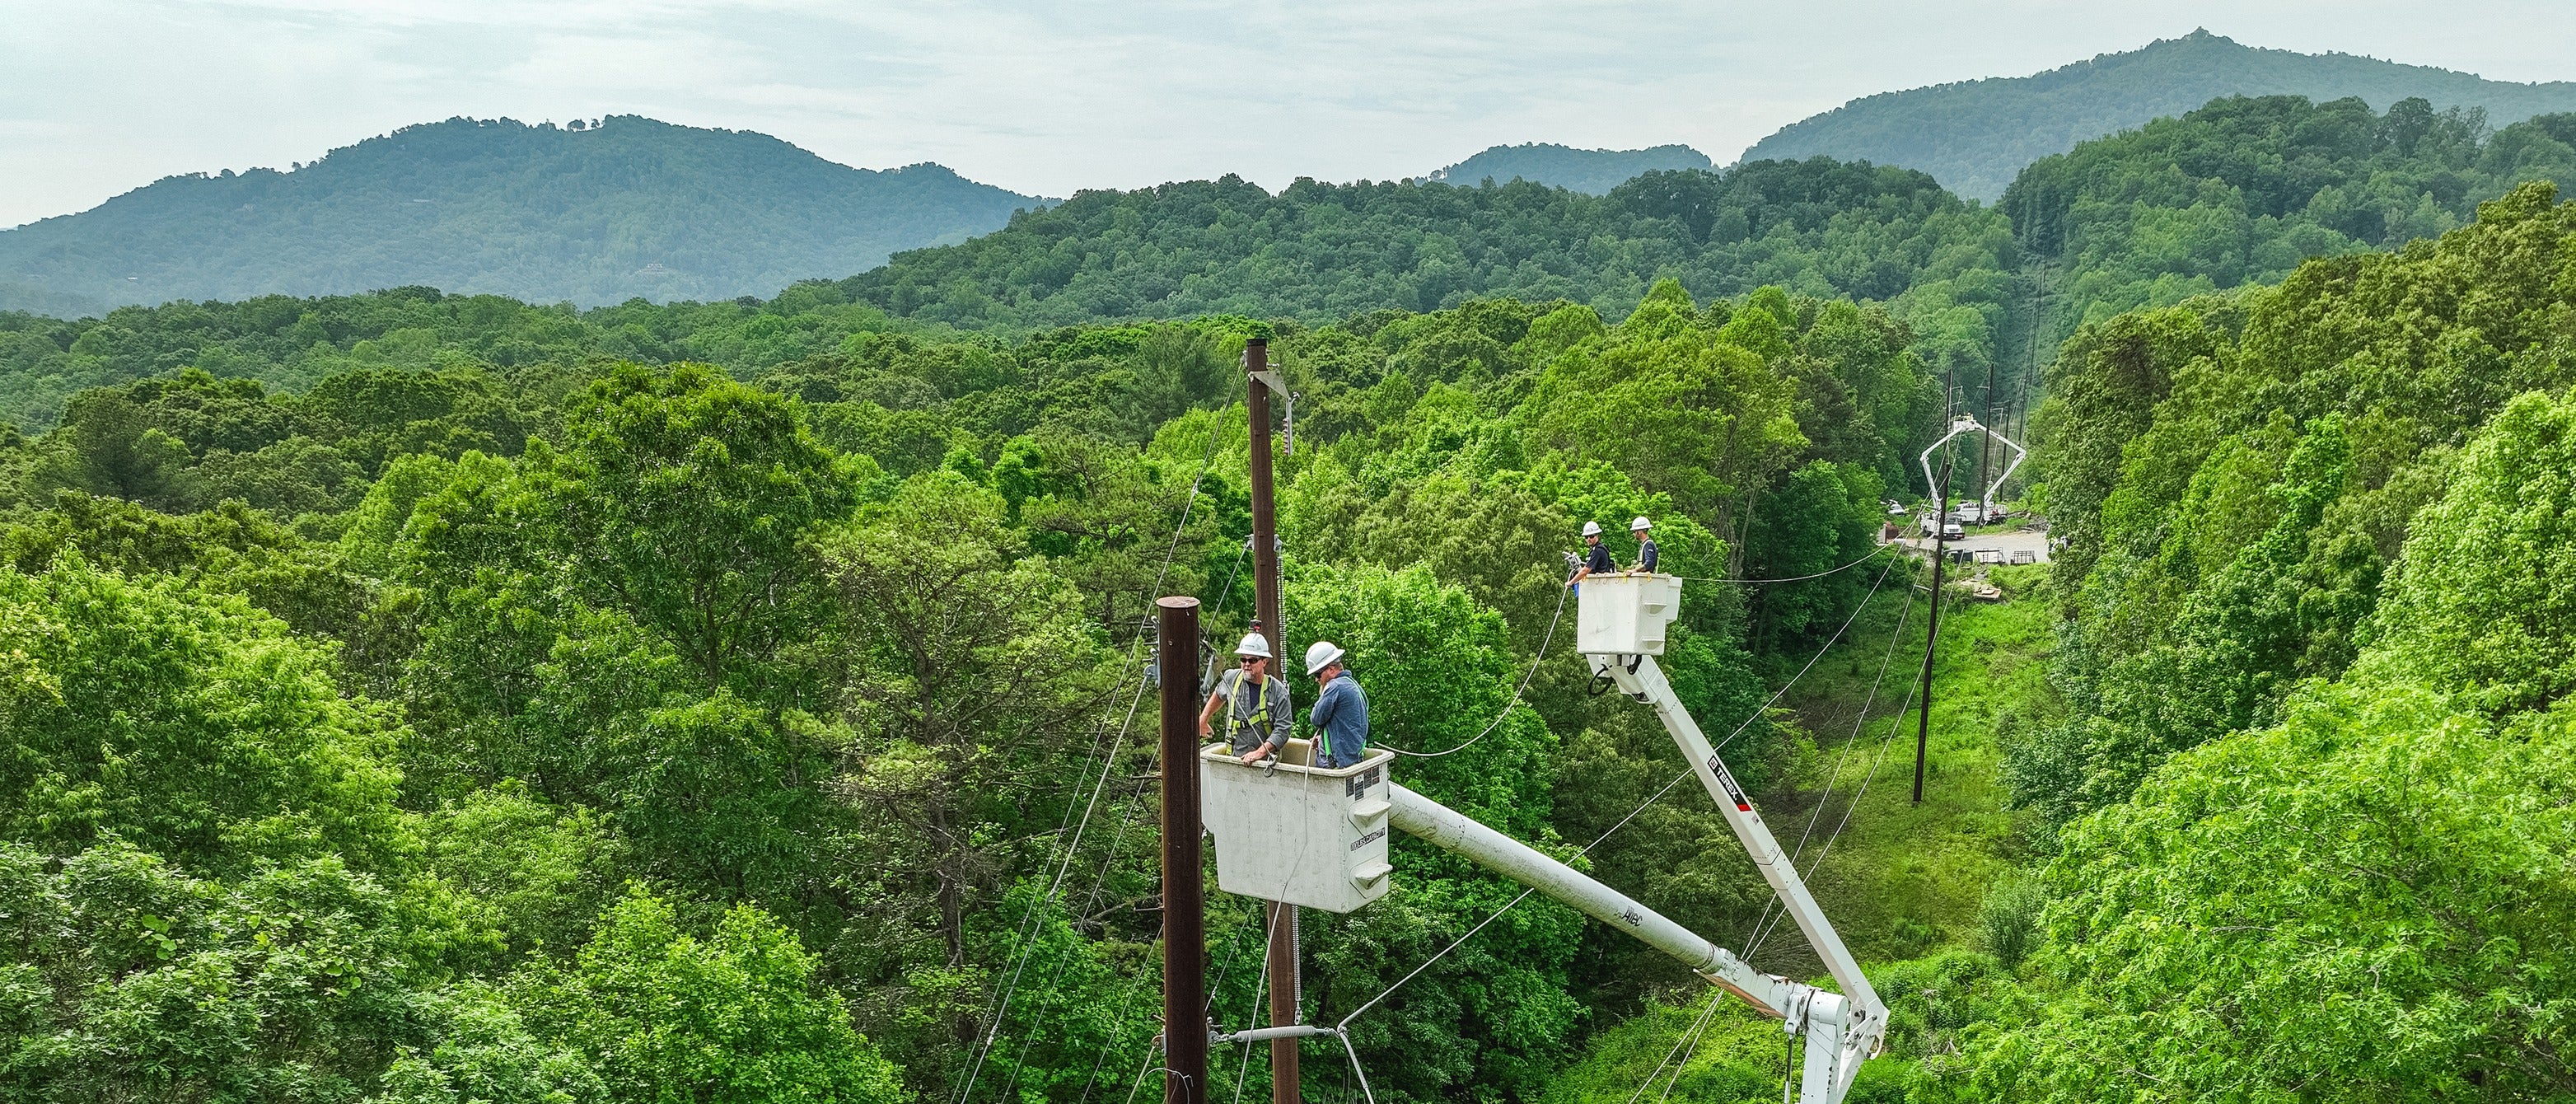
[1747,29,2576,200]
[0,115,1045,311]
[1427,143,1714,194]
[1546,566,2054,1102]
[1547,181,2576,1104]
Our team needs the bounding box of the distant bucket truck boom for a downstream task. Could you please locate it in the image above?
[1920,413,2027,516]
[1199,573,1885,1103]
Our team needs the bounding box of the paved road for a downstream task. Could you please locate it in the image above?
[1896,528,2050,564]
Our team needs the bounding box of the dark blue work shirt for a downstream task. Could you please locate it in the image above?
[1636,536,1658,573]
[1311,670,1369,768]
[1584,543,1614,575]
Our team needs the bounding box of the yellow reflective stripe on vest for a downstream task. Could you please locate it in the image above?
[1227,671,1272,741]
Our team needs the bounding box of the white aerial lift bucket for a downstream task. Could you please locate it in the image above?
[1574,572,1683,656]
[1199,739,1396,914]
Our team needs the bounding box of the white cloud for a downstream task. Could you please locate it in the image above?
[3,0,2573,227]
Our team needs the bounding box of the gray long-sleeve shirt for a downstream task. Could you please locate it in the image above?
[1211,668,1293,755]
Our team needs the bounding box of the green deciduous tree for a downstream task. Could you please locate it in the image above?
[1284,563,1590,1099]
[510,891,903,1104]
[0,841,548,1104]
[0,557,409,874]
[825,470,1124,1073]
[1953,683,2576,1102]
[540,361,852,700]
[2356,390,2576,716]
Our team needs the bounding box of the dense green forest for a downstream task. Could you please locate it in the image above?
[1945,179,2576,1101]
[0,154,2024,434]
[0,116,1043,314]
[826,159,2018,354]
[1427,143,1716,194]
[0,272,1959,1102]
[2007,94,2576,344]
[1748,29,2576,201]
[8,68,2576,1102]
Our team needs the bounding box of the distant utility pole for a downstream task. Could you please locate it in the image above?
[1157,596,1207,1104]
[1979,355,1999,517]
[1915,451,1950,806]
[1242,338,1300,1104]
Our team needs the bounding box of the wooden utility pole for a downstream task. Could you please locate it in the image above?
[1243,337,1300,1104]
[1157,596,1208,1104]
[1914,451,1951,806]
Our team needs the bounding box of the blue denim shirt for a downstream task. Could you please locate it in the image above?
[1310,670,1369,768]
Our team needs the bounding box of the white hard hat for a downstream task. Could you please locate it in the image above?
[1235,632,1273,659]
[1304,640,1345,675]
[1581,521,1603,537]
[1629,516,1652,531]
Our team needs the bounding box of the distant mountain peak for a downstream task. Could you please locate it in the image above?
[0,116,1047,311]
[1428,143,1713,194]
[1743,32,2576,200]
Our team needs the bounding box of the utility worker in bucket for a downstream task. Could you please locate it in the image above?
[1629,516,1658,574]
[1201,631,1293,765]
[1304,641,1369,770]
[1567,521,1614,591]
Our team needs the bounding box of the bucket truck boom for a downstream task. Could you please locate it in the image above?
[1198,573,1886,1103]
[1578,573,1887,1099]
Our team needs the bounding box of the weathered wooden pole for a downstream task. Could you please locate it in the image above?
[1157,596,1207,1104]
[1915,451,1950,806]
[1242,337,1300,1104]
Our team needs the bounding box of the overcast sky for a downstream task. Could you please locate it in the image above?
[7,1,2576,228]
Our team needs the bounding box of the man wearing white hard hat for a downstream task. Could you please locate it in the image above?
[1200,630,1293,764]
[1303,640,1368,769]
[1629,517,1658,574]
[1566,520,1614,591]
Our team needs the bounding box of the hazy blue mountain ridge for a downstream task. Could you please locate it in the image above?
[1428,143,1714,194]
[1746,29,2576,200]
[0,115,1046,311]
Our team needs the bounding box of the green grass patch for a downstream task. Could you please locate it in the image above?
[1745,562,2051,977]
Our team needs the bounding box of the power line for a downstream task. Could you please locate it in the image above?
[956,413,1229,1104]
[1384,540,1895,760]
[1625,989,1727,1104]
[1739,576,1918,957]
[1670,542,1895,586]
[1648,994,1726,1104]
[1746,571,1938,961]
[1377,583,1569,758]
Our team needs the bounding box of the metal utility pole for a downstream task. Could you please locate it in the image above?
[1157,596,1208,1104]
[1242,337,1299,1104]
[1914,449,1950,806]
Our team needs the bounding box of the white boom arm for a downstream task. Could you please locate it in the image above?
[1386,785,1871,1102]
[1919,413,2027,512]
[1572,573,1887,1101]
[1194,573,1889,1101]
